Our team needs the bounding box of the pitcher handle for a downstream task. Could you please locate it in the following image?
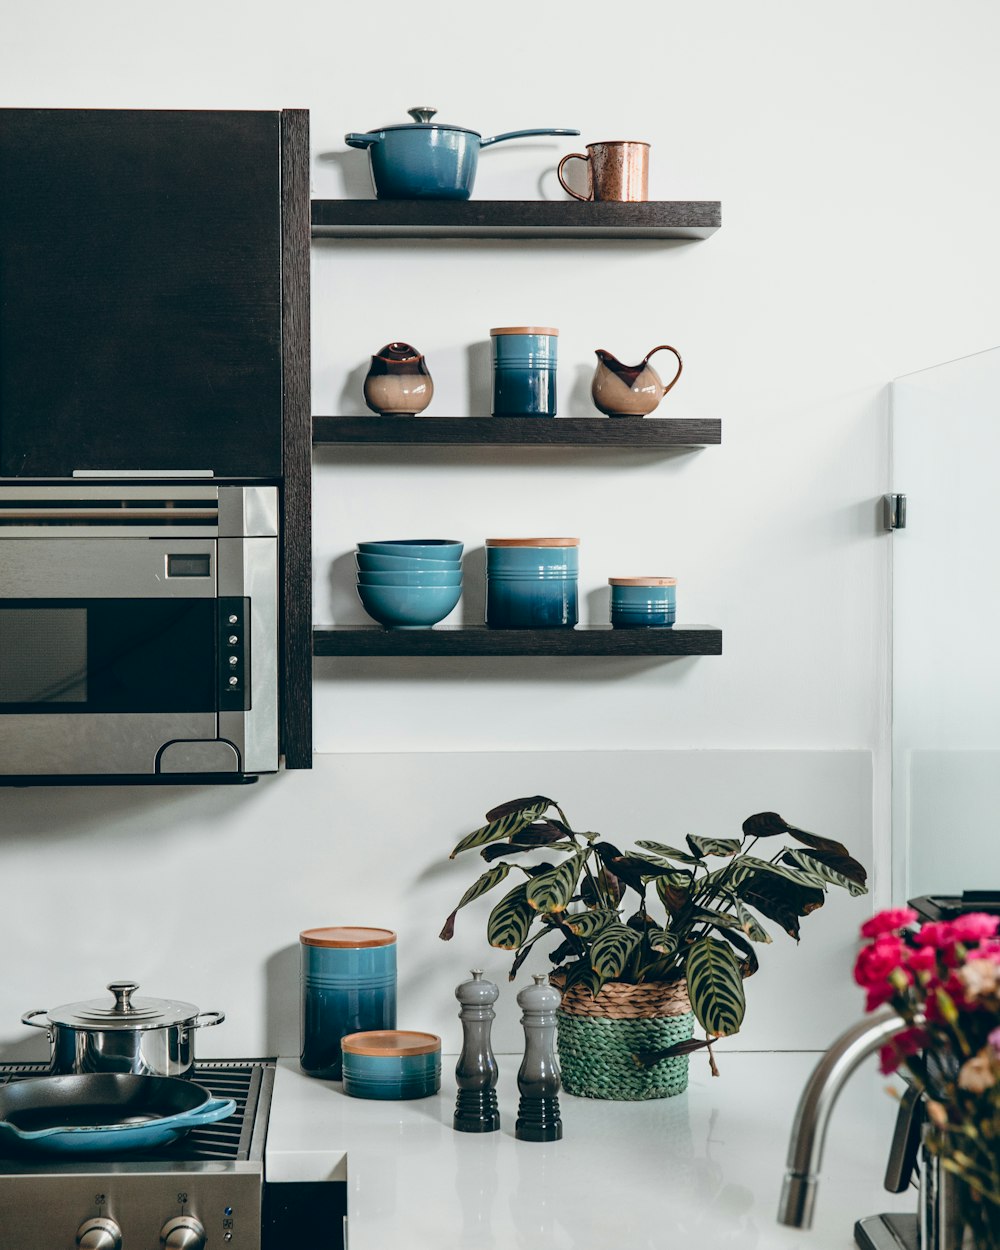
[557,152,592,202]
[644,345,684,396]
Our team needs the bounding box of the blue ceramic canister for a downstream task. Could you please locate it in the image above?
[486,538,579,629]
[341,1030,442,1100]
[609,577,677,628]
[490,327,559,417]
[299,927,397,1080]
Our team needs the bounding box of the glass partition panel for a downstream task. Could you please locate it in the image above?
[892,347,1000,899]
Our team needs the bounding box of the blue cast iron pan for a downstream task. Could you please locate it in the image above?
[0,1073,235,1157]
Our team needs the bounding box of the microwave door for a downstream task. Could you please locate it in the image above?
[0,539,222,776]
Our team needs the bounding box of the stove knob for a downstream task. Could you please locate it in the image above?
[76,1218,122,1250]
[160,1216,207,1250]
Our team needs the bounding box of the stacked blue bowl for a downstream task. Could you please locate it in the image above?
[356,540,463,628]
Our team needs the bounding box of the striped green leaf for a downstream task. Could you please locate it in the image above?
[635,840,705,866]
[450,797,552,859]
[486,883,536,950]
[439,861,512,939]
[691,905,745,933]
[560,908,617,938]
[780,849,868,896]
[732,895,772,943]
[685,936,746,1037]
[686,835,742,858]
[702,854,826,893]
[589,923,641,980]
[525,853,584,914]
[655,876,691,916]
[648,927,678,956]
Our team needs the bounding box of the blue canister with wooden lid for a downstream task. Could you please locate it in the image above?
[490,327,558,417]
[299,926,397,1080]
[609,577,677,628]
[486,538,579,628]
[341,1030,442,1100]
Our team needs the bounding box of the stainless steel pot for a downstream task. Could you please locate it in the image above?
[21,981,225,1078]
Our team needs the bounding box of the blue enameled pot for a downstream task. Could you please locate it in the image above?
[346,108,579,201]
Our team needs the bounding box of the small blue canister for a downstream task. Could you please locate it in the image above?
[486,538,579,628]
[491,326,558,417]
[609,577,677,628]
[300,927,397,1080]
[341,1030,442,1100]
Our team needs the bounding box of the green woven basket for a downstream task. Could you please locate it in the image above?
[555,978,694,1101]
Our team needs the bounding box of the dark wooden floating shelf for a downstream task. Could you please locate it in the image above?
[313,624,722,658]
[311,199,721,241]
[313,416,721,447]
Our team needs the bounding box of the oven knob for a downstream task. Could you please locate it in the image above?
[76,1217,122,1250]
[160,1215,207,1250]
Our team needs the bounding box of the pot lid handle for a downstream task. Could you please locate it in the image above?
[107,981,140,1014]
[407,107,437,124]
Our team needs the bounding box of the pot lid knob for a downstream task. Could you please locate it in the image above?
[407,107,437,124]
[107,981,140,1014]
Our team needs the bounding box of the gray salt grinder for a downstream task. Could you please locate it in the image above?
[454,968,500,1133]
[515,973,563,1142]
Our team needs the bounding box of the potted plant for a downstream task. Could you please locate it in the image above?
[441,795,867,1100]
[854,908,1000,1248]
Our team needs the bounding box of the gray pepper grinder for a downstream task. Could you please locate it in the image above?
[515,973,563,1142]
[454,968,501,1133]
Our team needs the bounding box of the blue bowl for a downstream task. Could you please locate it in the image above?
[356,551,457,573]
[341,1030,441,1100]
[359,569,463,587]
[358,540,463,562]
[357,581,461,629]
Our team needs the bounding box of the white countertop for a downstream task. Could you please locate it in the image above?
[266,1052,915,1249]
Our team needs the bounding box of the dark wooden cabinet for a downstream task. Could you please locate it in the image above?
[0,109,283,478]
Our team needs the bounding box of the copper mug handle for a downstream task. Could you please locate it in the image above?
[644,345,684,396]
[557,152,592,202]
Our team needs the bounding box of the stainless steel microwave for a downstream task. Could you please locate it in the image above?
[0,484,278,782]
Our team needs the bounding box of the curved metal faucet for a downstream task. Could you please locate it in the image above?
[778,1008,907,1228]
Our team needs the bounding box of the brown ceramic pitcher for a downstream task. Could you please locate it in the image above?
[557,141,649,202]
[591,345,683,417]
[363,342,433,415]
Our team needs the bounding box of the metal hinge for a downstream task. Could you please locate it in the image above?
[883,493,907,530]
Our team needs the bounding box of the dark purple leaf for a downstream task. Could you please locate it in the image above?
[439,909,458,941]
[736,872,825,940]
[741,811,793,839]
[633,1037,714,1067]
[581,865,624,908]
[485,795,555,822]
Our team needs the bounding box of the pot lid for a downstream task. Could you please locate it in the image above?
[608,577,677,586]
[300,926,397,949]
[341,1030,441,1057]
[47,982,202,1030]
[486,537,579,547]
[367,107,480,138]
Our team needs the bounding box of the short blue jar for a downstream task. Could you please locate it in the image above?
[491,327,558,417]
[609,577,677,628]
[486,538,579,628]
[299,927,397,1080]
[341,1030,442,1100]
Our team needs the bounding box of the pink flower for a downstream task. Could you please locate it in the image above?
[957,1050,996,1093]
[861,908,918,939]
[958,958,999,1000]
[879,1026,928,1075]
[989,1027,1000,1058]
[854,934,907,989]
[948,912,1000,945]
[906,946,938,974]
[916,921,955,949]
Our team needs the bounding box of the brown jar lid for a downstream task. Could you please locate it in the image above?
[299,926,397,949]
[608,577,677,586]
[489,326,559,336]
[486,537,579,547]
[341,1030,441,1057]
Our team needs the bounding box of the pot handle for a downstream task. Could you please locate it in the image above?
[192,1010,225,1029]
[344,132,380,149]
[480,128,580,148]
[643,345,684,396]
[21,1009,51,1030]
[177,1097,237,1128]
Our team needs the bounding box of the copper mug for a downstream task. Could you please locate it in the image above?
[557,141,649,202]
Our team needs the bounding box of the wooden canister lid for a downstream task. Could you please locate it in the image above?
[608,577,677,586]
[299,926,397,948]
[489,326,559,336]
[341,1030,441,1057]
[486,537,579,547]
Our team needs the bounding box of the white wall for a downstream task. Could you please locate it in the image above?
[2,0,1000,1055]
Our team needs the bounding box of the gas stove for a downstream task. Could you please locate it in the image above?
[0,1059,345,1250]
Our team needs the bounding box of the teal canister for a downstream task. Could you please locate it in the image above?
[490,326,558,417]
[299,927,397,1080]
[341,1030,442,1100]
[609,577,677,628]
[486,537,579,628]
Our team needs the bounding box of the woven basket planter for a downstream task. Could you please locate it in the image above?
[554,977,694,1101]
